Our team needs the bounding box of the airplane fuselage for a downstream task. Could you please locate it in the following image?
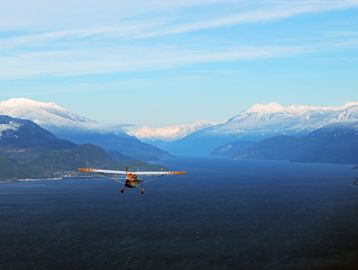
[125,179,142,188]
[124,173,142,188]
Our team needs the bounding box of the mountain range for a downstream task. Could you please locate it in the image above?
[1,98,358,173]
[130,120,213,142]
[0,115,157,181]
[157,101,358,155]
[0,98,171,161]
[214,122,358,164]
[129,121,214,154]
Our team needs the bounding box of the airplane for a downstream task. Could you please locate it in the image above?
[77,167,186,194]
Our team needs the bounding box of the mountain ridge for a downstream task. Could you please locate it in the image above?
[0,115,159,181]
[167,101,358,154]
[0,98,172,161]
[214,122,358,164]
[129,120,213,141]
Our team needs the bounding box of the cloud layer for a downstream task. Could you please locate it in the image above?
[0,0,358,79]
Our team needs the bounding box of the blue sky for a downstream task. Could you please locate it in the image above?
[0,0,358,127]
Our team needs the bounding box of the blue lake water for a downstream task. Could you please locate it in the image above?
[0,158,358,270]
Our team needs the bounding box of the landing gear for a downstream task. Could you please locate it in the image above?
[120,187,125,193]
[140,188,144,195]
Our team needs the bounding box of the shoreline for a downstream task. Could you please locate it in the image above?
[0,177,64,184]
[0,175,108,184]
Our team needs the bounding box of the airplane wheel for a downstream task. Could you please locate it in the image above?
[140,188,144,194]
[120,188,124,193]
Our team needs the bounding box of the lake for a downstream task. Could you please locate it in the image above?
[0,158,358,270]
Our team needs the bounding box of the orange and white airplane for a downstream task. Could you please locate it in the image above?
[78,167,186,194]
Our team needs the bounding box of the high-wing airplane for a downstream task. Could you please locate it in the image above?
[77,167,186,194]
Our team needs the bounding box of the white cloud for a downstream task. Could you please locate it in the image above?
[0,0,357,79]
[137,1,358,38]
[1,0,358,47]
[0,45,306,78]
[0,0,238,30]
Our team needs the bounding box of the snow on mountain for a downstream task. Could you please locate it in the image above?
[0,121,22,137]
[0,98,172,161]
[129,121,214,141]
[0,114,75,150]
[171,101,358,155]
[0,98,124,132]
[206,101,358,136]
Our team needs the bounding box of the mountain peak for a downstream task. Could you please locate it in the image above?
[244,101,358,116]
[247,102,284,113]
[0,98,110,131]
[215,100,358,139]
[129,120,214,141]
[0,98,63,111]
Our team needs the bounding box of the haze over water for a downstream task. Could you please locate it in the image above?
[1,158,358,270]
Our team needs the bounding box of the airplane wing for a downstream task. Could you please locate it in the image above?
[78,168,127,175]
[78,168,186,176]
[131,171,186,175]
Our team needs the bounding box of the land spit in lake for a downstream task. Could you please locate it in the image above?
[0,158,357,270]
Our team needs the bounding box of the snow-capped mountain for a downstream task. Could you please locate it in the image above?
[129,121,213,141]
[0,98,123,132]
[221,121,358,164]
[208,101,358,136]
[0,115,155,180]
[170,101,358,154]
[0,115,75,151]
[0,98,172,160]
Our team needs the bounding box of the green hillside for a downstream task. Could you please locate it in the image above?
[0,115,163,181]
